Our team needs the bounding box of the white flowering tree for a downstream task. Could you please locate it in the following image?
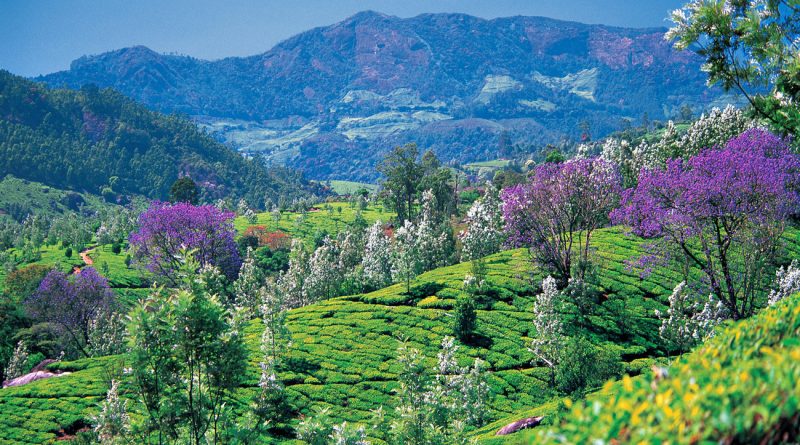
[297,407,371,445]
[5,340,28,381]
[362,221,393,290]
[392,220,419,293]
[280,240,311,309]
[260,279,291,364]
[337,230,366,294]
[232,247,264,315]
[655,282,702,354]
[386,337,487,445]
[768,261,800,306]
[415,190,453,272]
[601,106,756,186]
[531,276,564,386]
[305,237,342,301]
[87,309,127,357]
[92,379,130,445]
[460,183,504,280]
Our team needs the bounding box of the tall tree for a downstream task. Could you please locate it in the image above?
[362,221,393,290]
[169,177,199,204]
[503,158,622,287]
[378,144,423,222]
[127,267,247,445]
[531,276,564,386]
[612,129,800,319]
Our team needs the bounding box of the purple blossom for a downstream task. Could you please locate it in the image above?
[25,267,115,357]
[611,128,800,318]
[129,201,241,284]
[502,158,622,284]
[611,128,800,239]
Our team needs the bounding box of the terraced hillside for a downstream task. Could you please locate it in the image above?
[1,227,798,444]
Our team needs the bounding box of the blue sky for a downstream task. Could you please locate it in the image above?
[0,0,684,77]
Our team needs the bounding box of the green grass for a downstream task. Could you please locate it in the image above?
[323,181,378,195]
[233,201,393,246]
[0,175,111,222]
[1,226,799,444]
[85,245,146,289]
[464,160,511,169]
[0,244,85,289]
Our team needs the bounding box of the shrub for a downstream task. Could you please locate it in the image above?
[556,336,622,396]
[452,294,477,342]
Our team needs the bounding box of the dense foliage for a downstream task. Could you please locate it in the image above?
[667,0,800,135]
[612,128,800,319]
[129,202,241,285]
[0,70,321,206]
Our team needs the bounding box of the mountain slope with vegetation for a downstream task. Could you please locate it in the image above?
[0,70,322,207]
[1,226,798,444]
[37,12,731,180]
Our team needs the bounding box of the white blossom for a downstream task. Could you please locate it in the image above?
[5,340,28,380]
[362,221,393,289]
[768,261,800,306]
[460,183,505,263]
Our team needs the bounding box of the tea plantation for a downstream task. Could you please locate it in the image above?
[1,226,799,444]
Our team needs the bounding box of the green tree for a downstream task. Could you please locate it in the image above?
[453,282,478,343]
[169,177,199,204]
[667,0,800,135]
[555,336,622,396]
[378,143,423,222]
[127,260,247,444]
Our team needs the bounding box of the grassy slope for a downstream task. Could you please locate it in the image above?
[324,181,378,195]
[1,227,799,444]
[0,175,110,221]
[233,201,392,244]
[495,290,800,444]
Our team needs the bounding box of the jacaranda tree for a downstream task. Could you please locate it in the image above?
[129,202,241,286]
[503,158,622,286]
[26,267,115,357]
[612,128,800,319]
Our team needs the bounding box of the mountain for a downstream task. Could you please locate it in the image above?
[39,12,731,181]
[0,70,323,207]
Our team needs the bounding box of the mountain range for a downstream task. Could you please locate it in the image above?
[38,11,731,181]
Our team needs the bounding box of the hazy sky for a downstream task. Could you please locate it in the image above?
[1,0,684,77]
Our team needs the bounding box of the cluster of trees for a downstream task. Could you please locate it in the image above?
[378,144,457,222]
[503,116,800,360]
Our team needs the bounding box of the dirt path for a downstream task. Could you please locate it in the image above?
[80,248,94,266]
[72,247,95,274]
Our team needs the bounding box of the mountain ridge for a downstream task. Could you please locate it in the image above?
[37,12,730,180]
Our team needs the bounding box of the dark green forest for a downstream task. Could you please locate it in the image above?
[0,71,322,207]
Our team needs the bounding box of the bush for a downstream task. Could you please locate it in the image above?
[110,243,122,255]
[556,336,622,396]
[5,264,51,303]
[64,247,72,258]
[453,295,477,341]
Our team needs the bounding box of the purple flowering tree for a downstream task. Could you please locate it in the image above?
[611,128,800,319]
[25,267,114,357]
[129,202,241,285]
[503,158,622,286]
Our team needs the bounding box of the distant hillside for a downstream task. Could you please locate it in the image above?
[0,71,322,207]
[38,12,733,181]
